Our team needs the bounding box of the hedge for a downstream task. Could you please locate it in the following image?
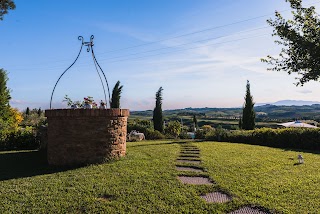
[0,128,40,151]
[205,128,320,151]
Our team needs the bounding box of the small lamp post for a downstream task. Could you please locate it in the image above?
[298,154,304,164]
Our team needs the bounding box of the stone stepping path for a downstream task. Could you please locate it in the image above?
[178,176,213,185]
[181,151,200,154]
[176,144,270,213]
[228,207,269,214]
[177,159,201,164]
[179,155,200,159]
[200,192,232,203]
[176,166,204,172]
[177,157,200,160]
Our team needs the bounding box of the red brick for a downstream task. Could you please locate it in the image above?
[45,109,129,166]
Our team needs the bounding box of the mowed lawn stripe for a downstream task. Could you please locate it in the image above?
[0,141,229,213]
[197,141,320,214]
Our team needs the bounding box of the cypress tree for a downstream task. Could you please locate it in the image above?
[153,87,164,132]
[37,108,42,116]
[242,80,255,130]
[238,116,242,129]
[26,107,30,116]
[110,81,123,108]
[193,114,198,130]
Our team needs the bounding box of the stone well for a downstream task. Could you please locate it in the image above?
[45,109,129,166]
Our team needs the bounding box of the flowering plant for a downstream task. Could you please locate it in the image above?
[84,96,94,104]
[63,95,99,109]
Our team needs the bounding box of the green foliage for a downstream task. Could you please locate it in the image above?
[0,0,15,21]
[164,121,181,138]
[153,87,164,132]
[262,0,320,85]
[238,117,242,129]
[195,125,215,139]
[145,129,165,140]
[25,107,30,115]
[193,114,198,129]
[242,80,255,130]
[178,132,192,139]
[21,108,46,128]
[37,108,42,116]
[0,69,21,131]
[0,69,11,120]
[205,127,320,151]
[111,81,123,108]
[127,119,165,140]
[0,127,39,151]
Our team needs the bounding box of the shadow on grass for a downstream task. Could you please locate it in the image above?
[282,147,320,155]
[129,141,184,148]
[0,150,78,181]
[129,139,203,148]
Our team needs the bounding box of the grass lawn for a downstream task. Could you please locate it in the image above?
[0,141,319,213]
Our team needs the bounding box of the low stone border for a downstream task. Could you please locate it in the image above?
[200,192,232,203]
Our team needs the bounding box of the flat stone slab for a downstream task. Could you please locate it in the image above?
[176,166,204,172]
[179,154,200,158]
[200,192,232,203]
[177,159,201,164]
[178,176,213,185]
[181,151,200,154]
[229,207,269,214]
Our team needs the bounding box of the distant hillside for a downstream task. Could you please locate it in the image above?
[272,100,320,106]
[131,104,320,121]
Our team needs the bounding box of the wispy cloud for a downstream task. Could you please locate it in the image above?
[93,22,156,43]
[297,89,312,94]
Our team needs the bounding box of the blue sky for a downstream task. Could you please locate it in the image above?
[1,0,320,111]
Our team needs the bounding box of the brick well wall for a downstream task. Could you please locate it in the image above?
[45,109,129,166]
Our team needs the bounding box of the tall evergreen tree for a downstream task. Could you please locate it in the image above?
[153,87,164,133]
[37,108,42,116]
[25,107,30,116]
[0,69,11,120]
[242,80,255,130]
[193,114,198,130]
[238,116,242,129]
[110,81,123,108]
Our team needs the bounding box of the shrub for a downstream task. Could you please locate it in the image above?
[179,132,191,139]
[164,121,181,139]
[145,129,165,140]
[205,127,320,151]
[0,127,40,151]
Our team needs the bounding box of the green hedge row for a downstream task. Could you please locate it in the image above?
[0,128,40,151]
[206,128,320,151]
[127,124,165,140]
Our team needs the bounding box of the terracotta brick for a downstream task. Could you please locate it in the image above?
[45,109,129,166]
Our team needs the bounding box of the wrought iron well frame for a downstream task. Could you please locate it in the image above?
[49,35,110,109]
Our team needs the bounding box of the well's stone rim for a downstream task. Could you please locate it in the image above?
[45,108,130,117]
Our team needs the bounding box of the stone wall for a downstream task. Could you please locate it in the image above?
[45,109,129,166]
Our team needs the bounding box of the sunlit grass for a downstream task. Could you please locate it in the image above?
[197,141,320,213]
[0,140,319,213]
